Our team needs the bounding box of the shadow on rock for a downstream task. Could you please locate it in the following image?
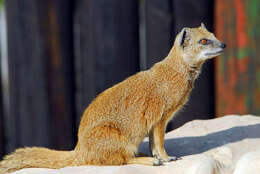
[139,123,260,157]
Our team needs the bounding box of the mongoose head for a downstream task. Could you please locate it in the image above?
[175,23,225,68]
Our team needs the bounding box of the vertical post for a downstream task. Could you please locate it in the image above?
[0,85,3,159]
[0,4,7,158]
[0,77,3,159]
[140,0,174,70]
[215,0,260,116]
[73,0,140,126]
[5,0,75,153]
[38,0,76,149]
[0,2,4,159]
[0,15,3,159]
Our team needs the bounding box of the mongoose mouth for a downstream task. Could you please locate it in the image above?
[205,49,223,56]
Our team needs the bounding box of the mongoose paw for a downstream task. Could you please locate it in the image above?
[152,158,164,166]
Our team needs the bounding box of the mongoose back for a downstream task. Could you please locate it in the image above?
[0,23,225,173]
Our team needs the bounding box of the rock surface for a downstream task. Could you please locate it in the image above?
[12,115,260,174]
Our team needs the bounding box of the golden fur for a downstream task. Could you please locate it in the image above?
[0,24,225,173]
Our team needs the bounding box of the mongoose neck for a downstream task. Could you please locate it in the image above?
[165,46,202,76]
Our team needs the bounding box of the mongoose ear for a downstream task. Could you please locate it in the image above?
[178,27,189,49]
[201,23,207,30]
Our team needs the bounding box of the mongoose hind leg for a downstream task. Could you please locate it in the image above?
[75,122,136,165]
[126,157,163,166]
[135,152,149,157]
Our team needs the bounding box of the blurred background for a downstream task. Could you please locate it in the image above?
[0,0,259,159]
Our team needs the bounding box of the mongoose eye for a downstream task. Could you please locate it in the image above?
[200,39,208,45]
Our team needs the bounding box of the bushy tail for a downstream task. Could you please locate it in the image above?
[0,147,77,174]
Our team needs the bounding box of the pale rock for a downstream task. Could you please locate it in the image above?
[12,115,260,174]
[233,149,260,174]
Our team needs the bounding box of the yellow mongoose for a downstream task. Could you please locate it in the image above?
[0,23,225,173]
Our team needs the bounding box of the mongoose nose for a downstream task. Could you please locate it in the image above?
[220,43,226,49]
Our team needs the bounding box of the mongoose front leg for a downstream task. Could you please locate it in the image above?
[149,118,179,162]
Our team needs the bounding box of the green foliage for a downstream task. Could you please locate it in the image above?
[0,0,3,8]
